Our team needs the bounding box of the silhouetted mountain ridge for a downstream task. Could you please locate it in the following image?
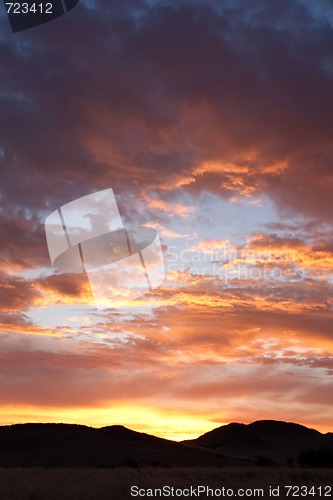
[184,420,333,463]
[0,423,242,467]
[0,420,331,467]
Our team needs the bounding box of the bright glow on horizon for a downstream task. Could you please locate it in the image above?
[0,405,228,441]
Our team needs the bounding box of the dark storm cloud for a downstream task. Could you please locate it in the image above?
[0,214,48,269]
[37,273,91,299]
[1,0,333,220]
[0,271,40,312]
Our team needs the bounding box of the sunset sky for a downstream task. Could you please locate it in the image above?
[1,0,333,441]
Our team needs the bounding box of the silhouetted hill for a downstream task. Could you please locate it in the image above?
[0,423,244,468]
[184,420,333,464]
[0,421,331,468]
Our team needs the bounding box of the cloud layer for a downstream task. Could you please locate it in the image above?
[0,0,333,438]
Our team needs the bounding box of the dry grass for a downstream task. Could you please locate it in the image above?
[0,467,332,500]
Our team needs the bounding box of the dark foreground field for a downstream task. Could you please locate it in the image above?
[0,467,332,500]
